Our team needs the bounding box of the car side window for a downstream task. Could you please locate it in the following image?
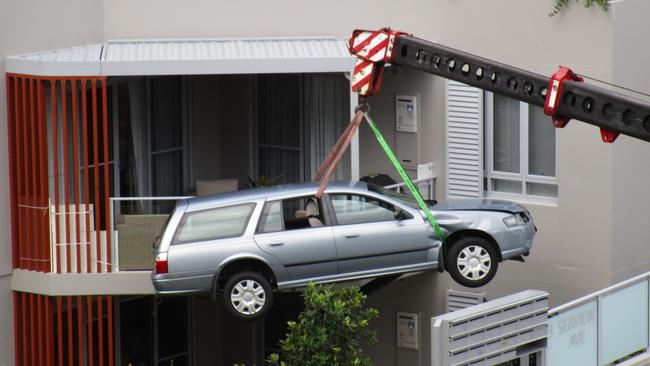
[257,196,325,233]
[330,194,405,225]
[173,203,255,244]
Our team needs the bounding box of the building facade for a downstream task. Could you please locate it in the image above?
[2,0,650,365]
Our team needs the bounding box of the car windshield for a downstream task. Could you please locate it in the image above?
[367,183,435,209]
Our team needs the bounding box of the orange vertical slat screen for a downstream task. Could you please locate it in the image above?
[72,81,81,273]
[51,80,61,273]
[82,80,91,273]
[91,81,101,273]
[12,77,24,269]
[21,293,28,365]
[7,76,19,269]
[37,296,43,365]
[29,294,35,363]
[27,78,41,270]
[38,79,50,273]
[7,76,60,273]
[13,292,115,365]
[61,81,71,273]
[21,79,29,270]
[46,297,54,366]
[8,75,116,366]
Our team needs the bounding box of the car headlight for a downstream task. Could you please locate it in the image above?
[503,213,528,227]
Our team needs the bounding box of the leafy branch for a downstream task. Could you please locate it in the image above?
[549,0,609,17]
[267,283,379,366]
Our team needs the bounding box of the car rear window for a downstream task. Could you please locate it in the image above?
[173,203,255,244]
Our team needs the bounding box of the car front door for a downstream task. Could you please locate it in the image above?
[253,196,337,281]
[328,192,431,275]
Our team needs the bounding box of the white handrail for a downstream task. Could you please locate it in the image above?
[548,270,650,316]
[382,177,433,189]
[383,176,436,199]
[110,196,193,201]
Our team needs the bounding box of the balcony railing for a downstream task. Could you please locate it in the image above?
[109,196,191,271]
[547,271,650,365]
[383,176,436,200]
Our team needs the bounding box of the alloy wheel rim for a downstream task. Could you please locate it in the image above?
[230,279,266,315]
[457,245,491,281]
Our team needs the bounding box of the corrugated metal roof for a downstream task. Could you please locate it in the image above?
[5,44,103,75]
[104,38,350,61]
[5,37,354,76]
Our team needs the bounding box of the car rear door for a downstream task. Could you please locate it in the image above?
[327,192,431,274]
[253,196,337,281]
[166,202,257,278]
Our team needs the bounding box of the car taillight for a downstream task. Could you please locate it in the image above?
[155,252,168,274]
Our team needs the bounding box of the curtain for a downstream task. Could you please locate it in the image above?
[128,79,149,200]
[303,74,351,181]
[150,77,184,197]
[256,75,301,184]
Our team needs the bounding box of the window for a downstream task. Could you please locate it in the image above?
[254,74,351,184]
[485,92,557,201]
[330,194,404,225]
[173,203,255,244]
[257,196,325,233]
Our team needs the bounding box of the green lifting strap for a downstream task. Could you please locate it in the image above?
[363,112,446,242]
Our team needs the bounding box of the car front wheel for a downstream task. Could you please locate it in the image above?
[223,271,273,320]
[447,237,498,288]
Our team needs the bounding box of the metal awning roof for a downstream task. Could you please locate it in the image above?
[5,37,354,76]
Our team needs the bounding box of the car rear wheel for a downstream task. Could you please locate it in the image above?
[447,237,498,288]
[223,271,273,320]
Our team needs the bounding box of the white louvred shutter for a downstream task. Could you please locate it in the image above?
[445,80,484,199]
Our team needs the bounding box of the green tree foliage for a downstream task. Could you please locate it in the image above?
[549,0,609,16]
[267,283,379,366]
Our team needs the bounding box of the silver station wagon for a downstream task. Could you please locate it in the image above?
[152,181,535,319]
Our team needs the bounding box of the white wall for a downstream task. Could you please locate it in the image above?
[0,1,104,364]
[102,0,443,41]
[362,68,446,198]
[611,0,650,282]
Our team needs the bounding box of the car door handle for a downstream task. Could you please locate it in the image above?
[267,241,285,247]
[344,233,360,239]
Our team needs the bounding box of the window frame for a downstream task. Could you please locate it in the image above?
[171,202,256,245]
[484,92,558,204]
[256,195,328,234]
[326,193,408,226]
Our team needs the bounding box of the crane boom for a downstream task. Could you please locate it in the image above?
[349,28,650,143]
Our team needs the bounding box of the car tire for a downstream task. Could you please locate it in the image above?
[446,237,499,288]
[223,271,273,320]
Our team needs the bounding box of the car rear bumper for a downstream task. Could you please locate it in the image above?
[151,272,213,296]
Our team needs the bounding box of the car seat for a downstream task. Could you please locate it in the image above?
[305,199,324,227]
